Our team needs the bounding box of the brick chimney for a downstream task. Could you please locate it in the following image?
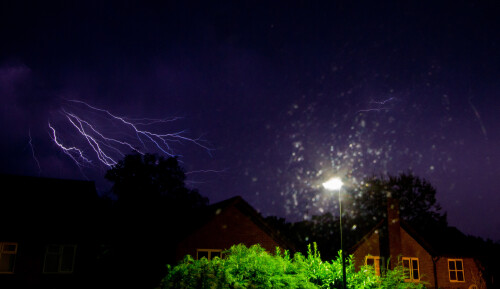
[387,197,402,266]
[380,196,402,269]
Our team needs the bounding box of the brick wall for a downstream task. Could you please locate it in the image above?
[176,205,282,261]
[435,257,486,289]
[400,228,436,288]
[352,229,381,270]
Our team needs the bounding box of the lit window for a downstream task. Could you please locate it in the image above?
[365,256,381,276]
[402,257,420,282]
[448,259,465,282]
[0,242,17,273]
[196,249,222,260]
[43,245,76,273]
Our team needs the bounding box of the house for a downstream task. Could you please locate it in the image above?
[0,174,102,289]
[175,196,295,262]
[0,174,296,288]
[350,197,486,289]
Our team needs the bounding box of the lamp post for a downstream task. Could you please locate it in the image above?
[322,177,347,289]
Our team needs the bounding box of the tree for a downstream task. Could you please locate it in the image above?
[345,172,447,242]
[105,152,208,211]
[101,153,209,289]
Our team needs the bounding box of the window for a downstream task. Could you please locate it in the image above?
[196,249,222,260]
[43,245,76,273]
[402,257,420,282]
[448,259,465,282]
[0,242,17,273]
[365,256,381,276]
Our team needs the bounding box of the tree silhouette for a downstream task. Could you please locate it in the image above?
[101,153,209,289]
[105,153,208,211]
[346,172,447,240]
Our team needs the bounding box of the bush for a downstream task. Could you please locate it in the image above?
[160,243,426,289]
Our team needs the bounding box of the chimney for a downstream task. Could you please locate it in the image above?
[386,196,402,268]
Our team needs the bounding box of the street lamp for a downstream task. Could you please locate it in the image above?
[322,177,347,289]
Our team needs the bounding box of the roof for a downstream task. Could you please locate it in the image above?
[183,196,296,252]
[0,174,99,240]
[349,216,480,258]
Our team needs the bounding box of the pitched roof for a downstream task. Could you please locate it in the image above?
[184,196,296,251]
[0,174,99,240]
[349,216,479,258]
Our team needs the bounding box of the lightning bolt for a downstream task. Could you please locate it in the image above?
[370,97,395,105]
[356,108,391,113]
[185,168,228,175]
[48,99,213,170]
[28,129,41,175]
[357,97,396,114]
[48,122,93,167]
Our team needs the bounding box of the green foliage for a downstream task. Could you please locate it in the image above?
[161,243,426,289]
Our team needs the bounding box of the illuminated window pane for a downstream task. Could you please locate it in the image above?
[197,251,209,259]
[197,249,222,260]
[402,257,419,281]
[3,244,17,252]
[0,242,17,273]
[450,271,457,280]
[61,246,75,272]
[44,254,59,272]
[365,256,381,276]
[448,259,465,282]
[44,244,76,273]
[413,269,419,280]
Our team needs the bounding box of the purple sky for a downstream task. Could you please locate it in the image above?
[1,1,499,241]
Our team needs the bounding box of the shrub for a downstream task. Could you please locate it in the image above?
[160,243,426,289]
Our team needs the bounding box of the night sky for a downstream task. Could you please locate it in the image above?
[1,1,499,241]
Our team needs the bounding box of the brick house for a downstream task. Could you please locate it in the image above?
[0,174,102,289]
[350,198,486,289]
[175,196,295,261]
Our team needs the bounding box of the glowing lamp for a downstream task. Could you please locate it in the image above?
[322,177,343,191]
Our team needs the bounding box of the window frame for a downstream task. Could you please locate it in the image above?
[402,257,420,282]
[43,244,77,274]
[365,255,382,276]
[448,258,465,283]
[196,249,223,260]
[0,242,18,274]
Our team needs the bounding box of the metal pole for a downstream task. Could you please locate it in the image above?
[339,188,347,289]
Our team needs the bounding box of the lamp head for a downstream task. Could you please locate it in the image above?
[322,177,343,191]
